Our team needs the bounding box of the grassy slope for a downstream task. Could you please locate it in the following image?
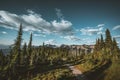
[76,60,120,80]
[32,68,74,80]
[102,60,120,80]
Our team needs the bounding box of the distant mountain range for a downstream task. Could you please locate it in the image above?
[0,44,10,49]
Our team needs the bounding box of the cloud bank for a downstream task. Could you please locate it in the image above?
[113,25,120,30]
[113,35,120,39]
[55,8,64,20]
[44,39,56,45]
[61,35,80,41]
[80,24,104,35]
[1,31,7,34]
[0,10,73,35]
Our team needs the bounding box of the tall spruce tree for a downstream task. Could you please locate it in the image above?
[0,50,5,67]
[28,33,32,55]
[112,38,119,53]
[20,43,27,65]
[28,33,33,66]
[96,38,100,51]
[94,37,103,52]
[100,34,104,49]
[8,24,23,77]
[94,39,98,53]
[23,43,27,56]
[11,23,22,66]
[105,29,112,49]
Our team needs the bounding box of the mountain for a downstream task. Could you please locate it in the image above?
[0,44,10,49]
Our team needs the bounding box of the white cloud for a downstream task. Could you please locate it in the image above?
[0,10,73,35]
[97,24,104,27]
[113,25,120,30]
[52,20,72,31]
[80,24,104,35]
[55,8,64,20]
[62,35,80,41]
[44,39,56,45]
[117,41,119,44]
[33,33,46,37]
[82,38,95,44]
[113,35,120,39]
[1,31,7,34]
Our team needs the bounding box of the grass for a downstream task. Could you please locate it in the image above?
[75,59,101,73]
[102,60,120,80]
[31,68,74,80]
[75,59,120,80]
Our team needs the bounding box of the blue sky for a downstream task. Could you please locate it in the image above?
[0,0,120,47]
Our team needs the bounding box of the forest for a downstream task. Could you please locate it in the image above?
[0,24,120,80]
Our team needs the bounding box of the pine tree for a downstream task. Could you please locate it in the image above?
[112,38,120,60]
[100,34,104,49]
[11,23,23,66]
[96,38,100,51]
[112,38,119,53]
[97,38,101,50]
[7,23,23,78]
[28,33,33,66]
[23,43,27,56]
[20,43,27,65]
[93,39,98,53]
[28,33,32,55]
[0,49,5,67]
[105,29,112,49]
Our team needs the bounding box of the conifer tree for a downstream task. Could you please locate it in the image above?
[97,38,100,50]
[28,33,32,55]
[100,34,104,49]
[11,23,23,66]
[20,43,27,65]
[28,33,33,66]
[23,43,27,56]
[7,23,23,78]
[112,38,119,53]
[0,50,5,67]
[105,29,112,49]
[93,39,98,53]
[96,38,100,51]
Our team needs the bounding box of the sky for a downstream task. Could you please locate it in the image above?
[0,0,120,47]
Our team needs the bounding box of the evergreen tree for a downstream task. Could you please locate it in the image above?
[20,43,27,65]
[95,38,100,51]
[97,38,101,50]
[10,23,23,66]
[7,23,23,78]
[28,33,33,66]
[100,34,105,49]
[93,39,98,53]
[0,50,5,67]
[112,38,119,53]
[105,29,112,50]
[28,33,32,55]
[23,43,27,56]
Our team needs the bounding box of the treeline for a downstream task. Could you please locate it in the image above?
[0,24,74,80]
[93,29,120,61]
[76,29,120,80]
[0,24,120,80]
